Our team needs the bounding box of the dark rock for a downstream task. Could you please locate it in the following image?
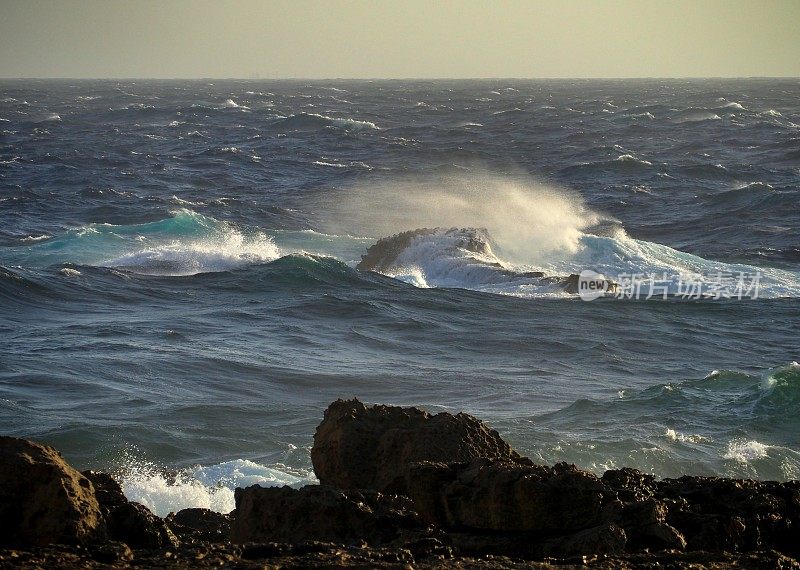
[617,498,686,551]
[0,437,102,546]
[602,467,657,502]
[239,541,288,559]
[399,459,613,532]
[657,476,800,555]
[230,484,427,546]
[89,540,133,563]
[166,508,231,543]
[405,537,453,560]
[311,398,526,492]
[81,470,178,549]
[540,523,627,558]
[105,501,179,549]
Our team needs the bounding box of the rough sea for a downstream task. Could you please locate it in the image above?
[1,79,799,516]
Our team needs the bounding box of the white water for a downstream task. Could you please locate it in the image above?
[120,458,317,517]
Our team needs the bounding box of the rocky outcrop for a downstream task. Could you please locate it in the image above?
[311,398,525,492]
[230,484,429,546]
[0,437,102,546]
[2,403,800,568]
[310,400,800,561]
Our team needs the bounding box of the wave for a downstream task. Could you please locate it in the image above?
[220,98,248,110]
[561,154,655,175]
[517,363,800,480]
[354,225,800,299]
[271,112,379,131]
[9,210,280,277]
[119,457,316,516]
[672,108,722,123]
[7,208,800,298]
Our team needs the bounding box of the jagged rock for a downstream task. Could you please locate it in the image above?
[82,470,178,549]
[230,484,428,546]
[311,399,526,492]
[0,437,102,546]
[617,498,686,551]
[602,467,657,502]
[166,508,231,543]
[397,459,614,532]
[657,476,800,555]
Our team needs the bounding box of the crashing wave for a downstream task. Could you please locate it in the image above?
[271,113,379,131]
[356,228,614,295]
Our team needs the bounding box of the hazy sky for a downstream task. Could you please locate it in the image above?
[2,0,798,79]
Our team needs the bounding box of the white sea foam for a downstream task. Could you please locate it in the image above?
[277,113,379,130]
[120,459,316,517]
[20,234,51,242]
[220,98,248,109]
[616,154,653,166]
[674,109,722,123]
[665,428,709,444]
[724,439,770,462]
[104,230,280,276]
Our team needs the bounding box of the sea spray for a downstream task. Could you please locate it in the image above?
[315,170,602,265]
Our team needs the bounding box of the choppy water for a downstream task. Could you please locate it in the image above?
[1,79,799,516]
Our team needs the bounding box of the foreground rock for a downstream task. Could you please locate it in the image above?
[231,484,431,546]
[311,398,525,491]
[0,437,102,546]
[2,400,800,568]
[310,400,800,561]
[82,471,178,549]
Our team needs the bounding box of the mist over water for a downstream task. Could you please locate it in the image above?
[318,172,600,264]
[2,79,800,512]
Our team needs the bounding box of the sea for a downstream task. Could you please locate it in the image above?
[1,78,799,516]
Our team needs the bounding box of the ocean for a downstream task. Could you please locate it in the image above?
[1,78,798,516]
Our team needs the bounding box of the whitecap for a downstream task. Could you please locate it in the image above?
[616,154,653,166]
[103,229,280,276]
[20,234,51,243]
[724,439,770,462]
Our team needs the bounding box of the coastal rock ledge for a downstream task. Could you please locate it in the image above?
[0,399,798,569]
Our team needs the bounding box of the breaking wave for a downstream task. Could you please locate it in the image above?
[271,112,379,131]
[119,457,316,516]
[516,362,800,480]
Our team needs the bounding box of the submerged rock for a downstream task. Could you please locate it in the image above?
[0,437,102,546]
[356,228,494,273]
[311,398,525,492]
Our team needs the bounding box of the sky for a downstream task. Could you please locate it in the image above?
[1,0,799,79]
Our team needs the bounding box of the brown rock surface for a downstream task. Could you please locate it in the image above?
[311,398,525,492]
[82,470,178,549]
[230,484,429,546]
[0,437,102,546]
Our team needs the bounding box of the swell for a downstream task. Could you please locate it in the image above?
[515,363,800,480]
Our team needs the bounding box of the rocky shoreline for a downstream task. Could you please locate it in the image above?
[2,399,798,569]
